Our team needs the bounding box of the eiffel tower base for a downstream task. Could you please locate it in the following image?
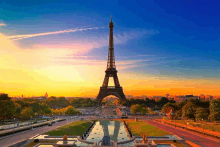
[96,87,126,105]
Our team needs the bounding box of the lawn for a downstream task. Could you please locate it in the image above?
[25,140,56,147]
[161,118,220,132]
[127,121,172,136]
[44,121,93,136]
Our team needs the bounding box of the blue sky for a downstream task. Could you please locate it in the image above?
[1,0,220,96]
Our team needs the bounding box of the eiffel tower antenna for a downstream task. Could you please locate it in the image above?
[96,17,126,105]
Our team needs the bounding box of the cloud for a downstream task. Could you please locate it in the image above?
[51,55,151,70]
[0,23,6,27]
[7,27,105,40]
[114,29,158,44]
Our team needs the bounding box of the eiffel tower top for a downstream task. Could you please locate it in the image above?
[107,15,116,70]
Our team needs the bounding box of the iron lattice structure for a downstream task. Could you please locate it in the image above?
[96,17,126,105]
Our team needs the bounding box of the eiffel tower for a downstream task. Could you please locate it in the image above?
[96,16,126,105]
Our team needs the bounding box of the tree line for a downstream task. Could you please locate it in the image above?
[121,97,176,109]
[0,94,96,123]
[161,98,220,122]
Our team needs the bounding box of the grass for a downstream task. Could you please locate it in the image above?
[127,121,172,136]
[25,140,56,147]
[162,118,220,132]
[154,141,185,147]
[44,121,92,136]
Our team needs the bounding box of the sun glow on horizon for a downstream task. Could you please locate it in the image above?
[1,30,220,97]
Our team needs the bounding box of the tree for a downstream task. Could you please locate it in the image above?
[175,109,182,118]
[65,106,76,115]
[20,107,34,119]
[44,107,52,115]
[76,110,82,115]
[0,93,11,101]
[141,107,147,115]
[161,102,175,113]
[182,102,197,120]
[209,100,220,122]
[0,100,15,122]
[176,101,186,111]
[195,108,209,121]
[130,104,141,114]
[14,102,22,117]
[31,102,40,113]
[157,97,169,108]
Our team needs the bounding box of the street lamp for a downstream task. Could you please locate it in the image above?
[13,117,15,135]
[31,116,33,130]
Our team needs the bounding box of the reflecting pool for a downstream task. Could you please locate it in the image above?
[86,120,131,143]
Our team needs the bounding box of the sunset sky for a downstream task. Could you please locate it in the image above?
[1,0,220,97]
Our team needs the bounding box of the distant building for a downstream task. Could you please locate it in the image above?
[166,93,169,98]
[34,96,47,101]
[11,97,22,100]
[141,95,147,98]
[182,95,198,101]
[65,97,81,100]
[213,96,220,100]
[45,92,48,98]
[205,95,213,101]
[199,94,205,101]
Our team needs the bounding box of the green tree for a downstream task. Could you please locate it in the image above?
[44,107,52,115]
[0,93,11,101]
[182,102,197,120]
[130,104,141,114]
[0,100,15,122]
[209,100,220,122]
[195,108,209,121]
[76,110,82,115]
[141,107,147,115]
[157,97,169,108]
[65,106,76,115]
[20,107,34,119]
[14,102,22,117]
[31,102,40,113]
[161,102,175,113]
[175,109,182,118]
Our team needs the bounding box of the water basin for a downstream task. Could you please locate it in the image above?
[33,135,76,140]
[86,120,131,143]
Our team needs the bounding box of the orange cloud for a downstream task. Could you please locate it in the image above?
[0,23,6,27]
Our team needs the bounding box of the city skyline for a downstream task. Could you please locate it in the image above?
[1,1,220,97]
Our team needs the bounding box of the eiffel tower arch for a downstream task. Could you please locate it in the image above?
[96,16,126,105]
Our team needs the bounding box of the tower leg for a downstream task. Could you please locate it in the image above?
[102,74,109,87]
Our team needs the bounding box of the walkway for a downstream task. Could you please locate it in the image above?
[0,118,75,147]
[147,120,220,147]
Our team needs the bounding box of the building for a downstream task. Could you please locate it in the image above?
[45,92,48,98]
[205,95,213,101]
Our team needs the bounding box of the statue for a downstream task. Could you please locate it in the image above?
[142,134,148,144]
[63,134,67,144]
[63,135,67,141]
